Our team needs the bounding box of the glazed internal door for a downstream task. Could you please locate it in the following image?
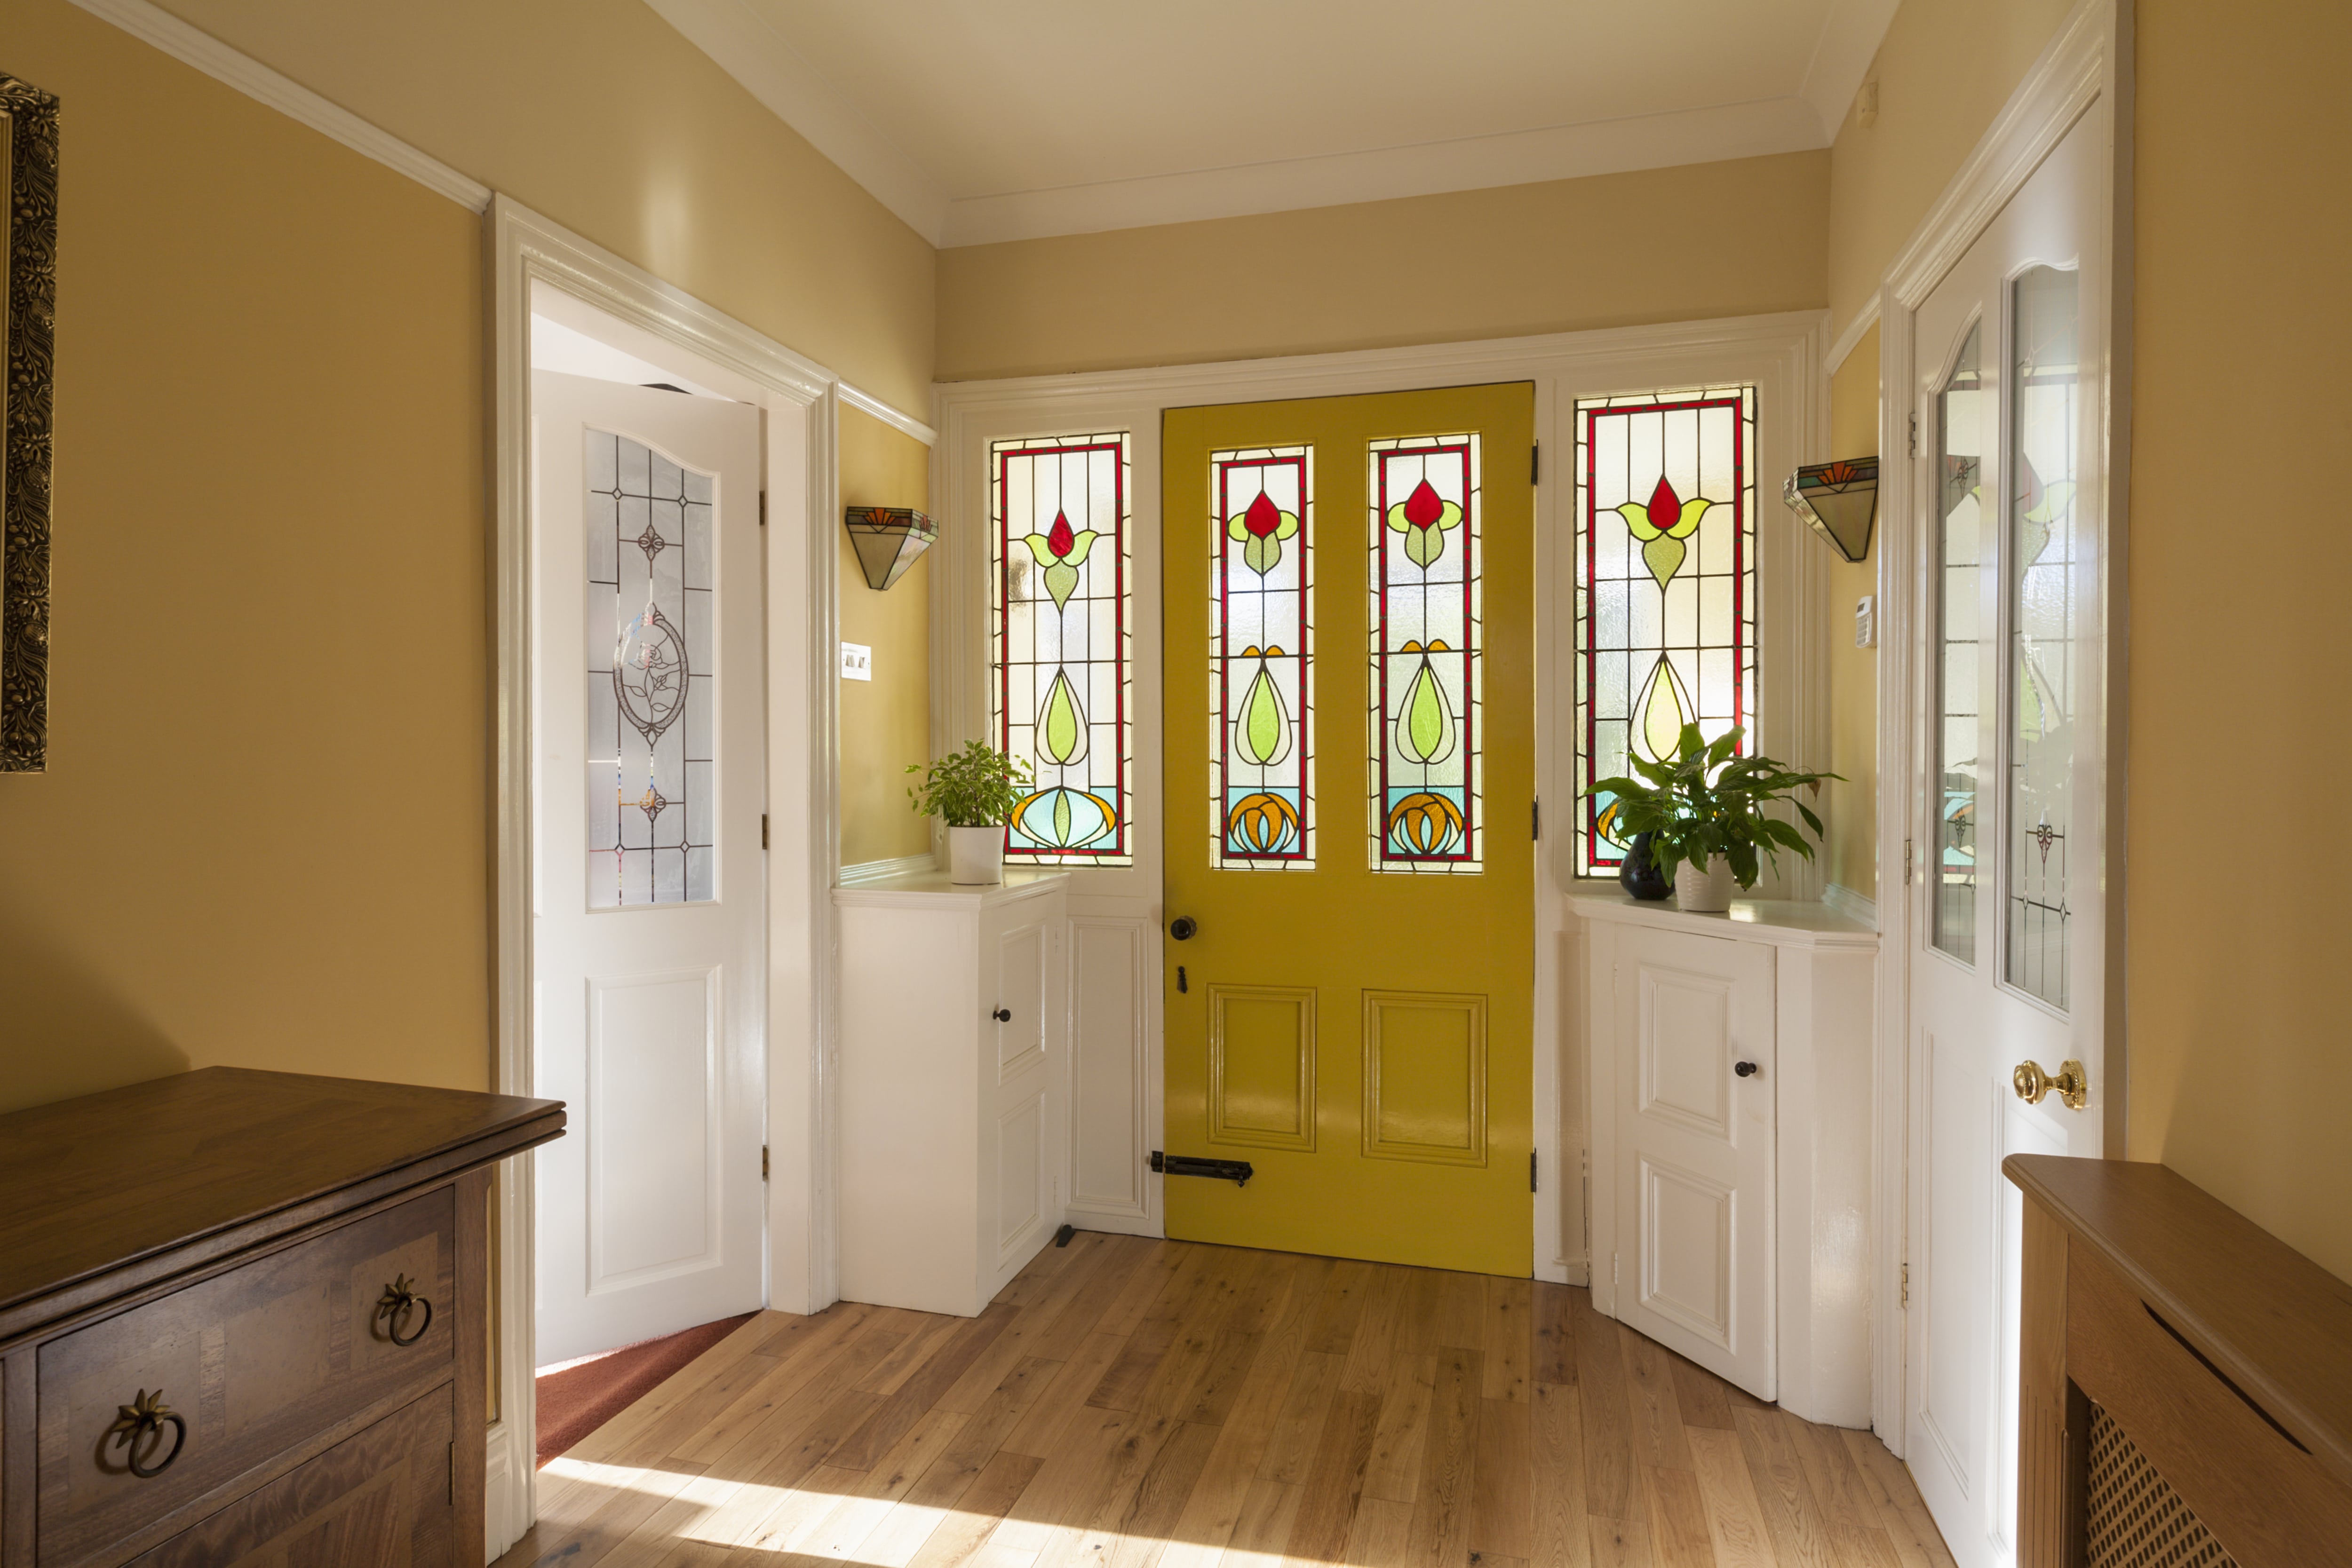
[532,370,768,1365]
[1905,112,2110,1568]
[1160,384,1535,1275]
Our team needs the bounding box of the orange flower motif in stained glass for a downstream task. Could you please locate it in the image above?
[1226,791,1301,856]
[1387,791,1466,857]
[1616,476,1712,591]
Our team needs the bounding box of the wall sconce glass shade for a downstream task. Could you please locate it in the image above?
[1782,458,1879,563]
[844,506,937,591]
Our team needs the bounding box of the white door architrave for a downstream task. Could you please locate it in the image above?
[490,197,931,1560]
[1863,0,2133,1478]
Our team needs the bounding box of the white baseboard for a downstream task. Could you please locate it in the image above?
[1823,880,1879,927]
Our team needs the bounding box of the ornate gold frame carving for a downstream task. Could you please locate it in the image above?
[2,72,56,771]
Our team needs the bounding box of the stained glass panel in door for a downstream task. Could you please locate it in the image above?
[587,429,715,908]
[1211,445,1314,869]
[1369,435,1480,874]
[1933,327,1985,960]
[2006,268,2079,1007]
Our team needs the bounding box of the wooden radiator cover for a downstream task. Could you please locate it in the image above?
[2007,1155,2352,1568]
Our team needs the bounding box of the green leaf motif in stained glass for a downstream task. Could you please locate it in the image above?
[1041,669,1088,766]
[1022,509,1098,612]
[1617,476,1711,592]
[1395,648,1457,765]
[1633,656,1690,765]
[1235,656,1292,767]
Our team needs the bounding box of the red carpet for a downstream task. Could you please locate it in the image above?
[536,1312,756,1467]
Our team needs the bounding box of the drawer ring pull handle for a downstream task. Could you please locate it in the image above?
[107,1389,187,1479]
[376,1273,434,1346]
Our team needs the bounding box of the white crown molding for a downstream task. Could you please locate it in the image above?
[939,96,1829,247]
[1827,292,1882,375]
[641,0,950,245]
[1796,0,1903,142]
[838,382,938,446]
[68,0,491,212]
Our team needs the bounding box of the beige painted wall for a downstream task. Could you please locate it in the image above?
[2126,0,2352,1281]
[0,1,486,1111]
[0,0,937,1117]
[938,152,1829,381]
[838,409,935,868]
[1825,0,2079,335]
[1823,323,1880,898]
[151,0,936,414]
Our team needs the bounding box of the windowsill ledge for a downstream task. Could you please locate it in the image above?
[1566,890,1878,950]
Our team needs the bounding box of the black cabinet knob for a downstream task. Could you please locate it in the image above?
[1170,917,1198,941]
[992,1006,1012,1022]
[1734,1060,1760,1078]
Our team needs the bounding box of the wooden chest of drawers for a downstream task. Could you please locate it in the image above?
[0,1069,564,1568]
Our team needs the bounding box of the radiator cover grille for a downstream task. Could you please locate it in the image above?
[2086,1401,2240,1568]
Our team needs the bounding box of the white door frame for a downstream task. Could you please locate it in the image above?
[933,311,1829,1289]
[487,197,922,1555]
[1865,0,2133,1451]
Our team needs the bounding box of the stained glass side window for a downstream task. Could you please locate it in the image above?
[1573,388,1757,877]
[993,431,1133,865]
[1933,328,1985,961]
[1212,445,1314,870]
[1369,435,1481,874]
[587,429,715,907]
[2007,268,2079,1007]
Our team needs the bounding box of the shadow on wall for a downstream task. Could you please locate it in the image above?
[0,906,190,1116]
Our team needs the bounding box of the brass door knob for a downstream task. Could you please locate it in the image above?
[2013,1059,2088,1111]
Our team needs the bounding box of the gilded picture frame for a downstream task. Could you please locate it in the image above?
[1,72,56,772]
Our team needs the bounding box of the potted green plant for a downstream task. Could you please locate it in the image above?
[1589,722,1836,913]
[906,740,1033,885]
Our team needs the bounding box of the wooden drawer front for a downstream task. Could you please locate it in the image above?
[2065,1235,2352,1564]
[125,1385,454,1568]
[37,1188,456,1568]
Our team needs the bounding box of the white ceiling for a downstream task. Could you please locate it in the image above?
[645,0,1898,248]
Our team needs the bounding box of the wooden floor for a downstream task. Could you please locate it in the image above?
[500,1234,1957,1568]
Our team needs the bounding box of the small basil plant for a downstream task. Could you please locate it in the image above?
[906,740,1033,829]
[1589,723,1838,887]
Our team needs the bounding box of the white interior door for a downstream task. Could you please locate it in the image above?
[1613,925,1777,1399]
[1905,112,2109,1568]
[533,369,767,1365]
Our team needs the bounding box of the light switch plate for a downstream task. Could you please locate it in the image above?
[840,641,873,681]
[1855,596,1876,649]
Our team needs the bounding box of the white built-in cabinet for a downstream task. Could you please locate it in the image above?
[1576,894,1877,1426]
[835,869,1070,1316]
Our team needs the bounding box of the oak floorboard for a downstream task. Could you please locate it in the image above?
[497,1236,1961,1568]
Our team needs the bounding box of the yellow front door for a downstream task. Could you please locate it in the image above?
[1161,384,1534,1276]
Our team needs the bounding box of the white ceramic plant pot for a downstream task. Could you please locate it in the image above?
[1675,855,1735,913]
[947,826,1006,886]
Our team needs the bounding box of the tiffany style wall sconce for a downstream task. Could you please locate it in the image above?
[844,506,938,591]
[1781,458,1879,562]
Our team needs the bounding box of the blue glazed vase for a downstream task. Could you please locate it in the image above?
[1618,832,1673,901]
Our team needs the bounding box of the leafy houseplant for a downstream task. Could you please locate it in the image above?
[906,740,1033,885]
[1590,723,1836,912]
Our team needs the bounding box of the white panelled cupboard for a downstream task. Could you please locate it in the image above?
[1576,893,1877,1426]
[835,869,1070,1316]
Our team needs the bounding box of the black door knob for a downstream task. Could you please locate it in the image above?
[1735,1060,1760,1077]
[992,1007,1012,1022]
[1170,917,1198,941]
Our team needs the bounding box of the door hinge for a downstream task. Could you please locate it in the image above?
[758,491,768,526]
[1903,838,1913,886]
[1532,798,1541,840]
[1612,1251,1620,1286]
[762,1144,771,1180]
[1908,415,1919,456]
[762,814,770,850]
[1530,442,1541,485]
[1901,1260,1910,1308]
[447,1441,456,1505]
[1530,1151,1539,1193]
